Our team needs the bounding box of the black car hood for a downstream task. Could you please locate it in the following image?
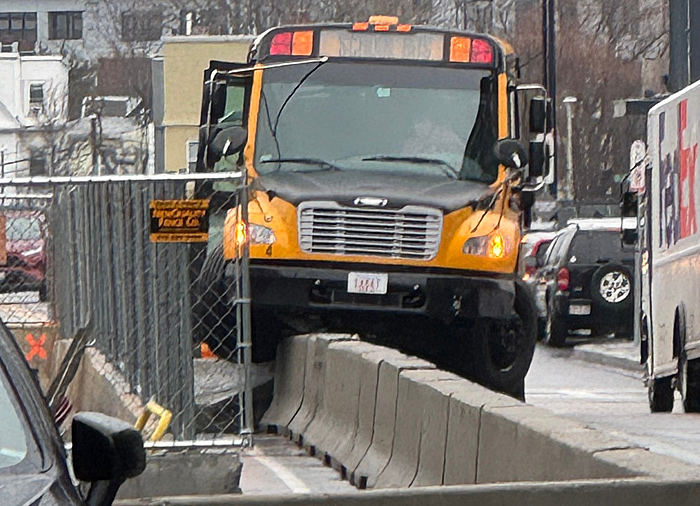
[256,171,495,213]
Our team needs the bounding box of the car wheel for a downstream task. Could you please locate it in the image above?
[680,356,700,413]
[543,301,567,347]
[469,281,536,400]
[591,263,633,308]
[648,376,674,413]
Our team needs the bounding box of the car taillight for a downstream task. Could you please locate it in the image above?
[557,267,570,291]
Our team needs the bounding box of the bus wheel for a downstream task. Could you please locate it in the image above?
[681,356,700,413]
[470,282,536,400]
[648,376,674,413]
[193,243,238,361]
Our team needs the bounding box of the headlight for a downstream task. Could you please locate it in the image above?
[249,223,276,245]
[463,233,508,259]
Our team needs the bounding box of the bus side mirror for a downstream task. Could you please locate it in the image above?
[495,139,528,170]
[528,141,545,178]
[529,97,547,134]
[209,126,247,162]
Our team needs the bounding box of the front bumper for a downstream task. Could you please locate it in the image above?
[553,293,633,333]
[244,261,516,321]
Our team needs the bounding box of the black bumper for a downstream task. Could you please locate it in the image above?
[552,293,633,334]
[244,261,516,321]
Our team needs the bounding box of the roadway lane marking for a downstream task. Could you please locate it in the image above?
[253,454,312,494]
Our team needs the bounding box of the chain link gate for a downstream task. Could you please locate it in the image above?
[0,172,254,448]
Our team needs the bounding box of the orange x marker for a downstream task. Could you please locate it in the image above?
[26,333,47,361]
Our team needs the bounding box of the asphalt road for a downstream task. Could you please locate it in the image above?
[239,435,359,495]
[526,343,700,467]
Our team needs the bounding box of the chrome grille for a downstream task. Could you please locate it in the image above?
[298,201,443,260]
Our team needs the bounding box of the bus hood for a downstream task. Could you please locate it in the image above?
[256,171,494,213]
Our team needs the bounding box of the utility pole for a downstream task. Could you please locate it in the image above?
[563,96,577,202]
[543,0,557,196]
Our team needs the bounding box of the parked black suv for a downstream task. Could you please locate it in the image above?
[534,218,635,346]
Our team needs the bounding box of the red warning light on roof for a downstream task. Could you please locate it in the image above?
[269,31,314,56]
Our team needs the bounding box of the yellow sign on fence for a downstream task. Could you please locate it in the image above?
[149,199,210,243]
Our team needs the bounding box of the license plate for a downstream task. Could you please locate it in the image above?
[569,304,591,315]
[347,272,388,295]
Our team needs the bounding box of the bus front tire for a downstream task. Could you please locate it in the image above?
[469,282,536,401]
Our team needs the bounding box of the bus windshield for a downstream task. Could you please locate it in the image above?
[255,61,499,183]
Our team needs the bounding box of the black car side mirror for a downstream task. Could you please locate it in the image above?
[72,412,146,506]
[622,228,638,245]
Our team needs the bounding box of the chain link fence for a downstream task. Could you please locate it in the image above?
[0,173,254,447]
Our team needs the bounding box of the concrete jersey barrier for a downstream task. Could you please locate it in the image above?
[262,335,700,489]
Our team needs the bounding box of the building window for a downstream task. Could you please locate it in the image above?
[29,153,47,176]
[187,140,198,172]
[0,12,37,51]
[29,83,44,111]
[49,12,83,40]
[122,11,163,41]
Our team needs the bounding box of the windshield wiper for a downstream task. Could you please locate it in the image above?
[361,155,459,179]
[272,60,327,139]
[260,158,344,173]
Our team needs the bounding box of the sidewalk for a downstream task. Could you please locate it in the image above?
[572,339,642,372]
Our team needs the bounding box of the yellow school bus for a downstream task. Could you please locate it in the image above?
[196,16,550,398]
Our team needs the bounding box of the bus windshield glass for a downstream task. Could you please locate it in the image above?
[255,61,499,183]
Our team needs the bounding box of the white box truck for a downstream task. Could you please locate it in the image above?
[641,79,700,412]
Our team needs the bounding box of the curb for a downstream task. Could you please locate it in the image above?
[572,346,643,373]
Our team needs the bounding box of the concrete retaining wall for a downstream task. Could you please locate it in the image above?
[262,335,700,489]
[10,323,63,390]
[116,450,242,499]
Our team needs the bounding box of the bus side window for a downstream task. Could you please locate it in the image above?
[220,85,245,127]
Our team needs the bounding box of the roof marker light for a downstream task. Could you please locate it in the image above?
[368,15,399,25]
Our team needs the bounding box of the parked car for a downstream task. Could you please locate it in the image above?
[0,211,47,300]
[519,230,557,281]
[534,218,636,346]
[0,317,146,505]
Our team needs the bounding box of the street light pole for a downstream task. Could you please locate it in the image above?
[543,0,557,197]
[563,96,577,202]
